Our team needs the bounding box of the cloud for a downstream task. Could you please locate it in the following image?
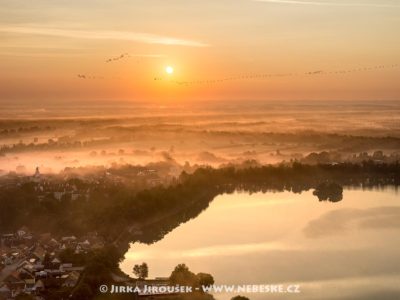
[0,26,209,47]
[253,0,400,8]
[304,206,400,238]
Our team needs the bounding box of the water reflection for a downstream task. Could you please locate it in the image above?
[313,182,343,202]
[121,188,400,299]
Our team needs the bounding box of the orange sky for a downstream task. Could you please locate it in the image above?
[0,0,400,103]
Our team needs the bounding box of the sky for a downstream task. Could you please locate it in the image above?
[0,0,399,103]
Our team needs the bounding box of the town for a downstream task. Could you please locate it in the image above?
[0,165,174,299]
[1,227,104,299]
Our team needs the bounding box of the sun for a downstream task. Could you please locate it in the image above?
[166,66,174,74]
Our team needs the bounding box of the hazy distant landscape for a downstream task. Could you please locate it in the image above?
[1,101,399,175]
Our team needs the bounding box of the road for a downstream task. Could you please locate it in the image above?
[0,259,23,282]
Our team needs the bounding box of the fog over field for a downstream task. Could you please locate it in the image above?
[1,100,399,175]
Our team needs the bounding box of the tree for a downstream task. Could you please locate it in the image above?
[133,262,149,280]
[231,296,250,300]
[71,283,93,300]
[313,182,343,202]
[170,264,199,287]
[196,273,214,288]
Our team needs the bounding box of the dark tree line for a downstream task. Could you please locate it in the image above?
[1,161,399,242]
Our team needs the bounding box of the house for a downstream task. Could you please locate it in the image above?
[32,263,44,272]
[16,260,35,274]
[60,266,84,273]
[77,240,91,251]
[35,270,48,279]
[53,191,65,201]
[10,252,21,262]
[32,246,46,262]
[17,226,30,238]
[23,277,36,294]
[2,256,13,266]
[61,236,76,243]
[59,263,72,271]
[62,271,80,287]
[32,279,45,294]
[4,271,25,292]
[51,258,61,269]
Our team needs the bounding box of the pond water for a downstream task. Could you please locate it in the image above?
[120,187,400,300]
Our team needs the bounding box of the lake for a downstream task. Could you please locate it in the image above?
[120,187,400,300]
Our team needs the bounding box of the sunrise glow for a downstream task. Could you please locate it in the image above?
[166,66,174,75]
